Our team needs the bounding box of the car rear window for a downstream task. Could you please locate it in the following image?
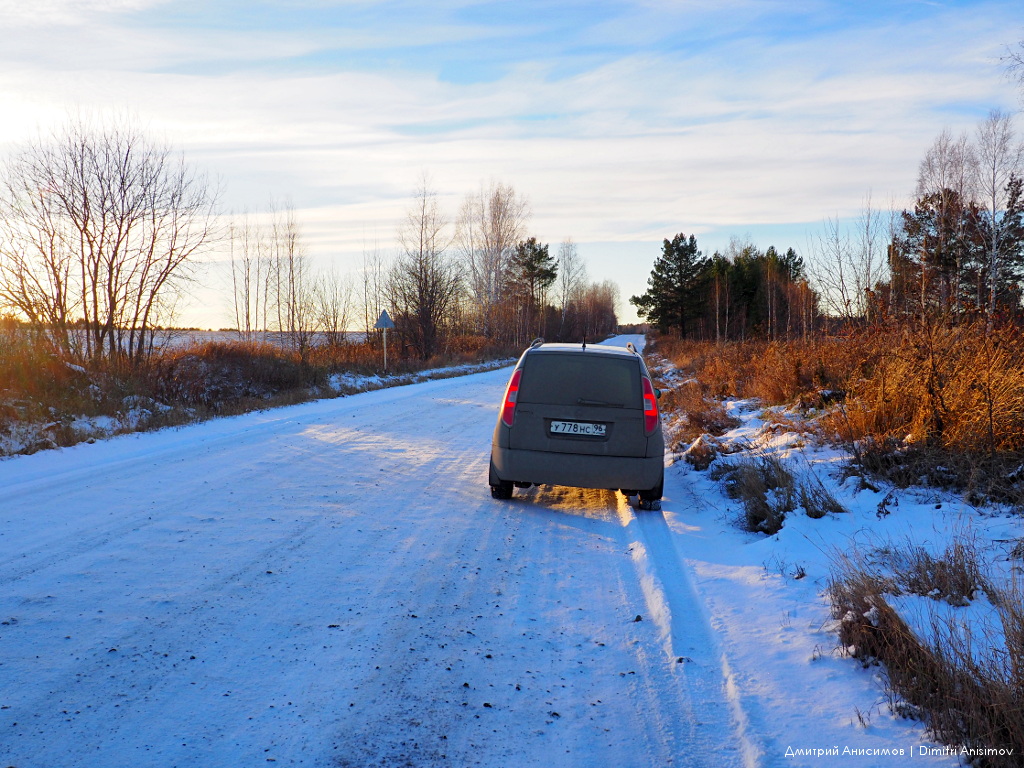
[517,353,641,408]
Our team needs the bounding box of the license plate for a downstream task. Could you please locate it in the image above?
[550,420,606,437]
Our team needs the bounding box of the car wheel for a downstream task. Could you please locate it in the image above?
[638,475,663,510]
[490,482,513,499]
[489,459,513,500]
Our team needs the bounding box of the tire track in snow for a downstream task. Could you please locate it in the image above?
[0,365,762,767]
[624,500,764,768]
[0,370,511,587]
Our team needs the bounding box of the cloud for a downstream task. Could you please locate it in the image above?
[1,0,1022,327]
[0,0,166,25]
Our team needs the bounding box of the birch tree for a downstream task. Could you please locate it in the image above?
[556,238,586,339]
[915,129,977,315]
[455,181,529,341]
[974,109,1023,330]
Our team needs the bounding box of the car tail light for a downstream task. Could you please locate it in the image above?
[642,376,659,435]
[501,369,523,427]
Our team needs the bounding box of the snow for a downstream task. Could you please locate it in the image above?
[0,333,1017,766]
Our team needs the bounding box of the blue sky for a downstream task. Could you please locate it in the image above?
[1,0,1022,326]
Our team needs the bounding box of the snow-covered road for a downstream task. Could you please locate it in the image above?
[0,338,752,768]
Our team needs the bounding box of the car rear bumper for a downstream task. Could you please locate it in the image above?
[490,445,663,491]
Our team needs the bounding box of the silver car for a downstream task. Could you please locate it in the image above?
[488,340,664,509]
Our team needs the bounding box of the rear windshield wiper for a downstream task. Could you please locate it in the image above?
[577,398,624,407]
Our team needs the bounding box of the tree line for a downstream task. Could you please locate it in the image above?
[340,177,619,362]
[633,110,1024,340]
[0,118,620,369]
[882,111,1024,331]
[630,233,816,341]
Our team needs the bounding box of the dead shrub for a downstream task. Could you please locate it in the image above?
[829,540,1024,764]
[682,434,718,471]
[718,455,796,534]
[0,325,94,415]
[876,538,989,605]
[0,322,519,455]
[147,342,309,408]
[649,332,860,406]
[823,322,1024,454]
[714,452,849,529]
[652,323,1024,508]
[852,436,1024,508]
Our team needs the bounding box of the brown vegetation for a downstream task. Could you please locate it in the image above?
[0,324,516,455]
[828,538,1024,766]
[651,324,1024,760]
[650,321,1024,508]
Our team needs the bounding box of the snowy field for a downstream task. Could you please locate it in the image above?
[0,335,1012,767]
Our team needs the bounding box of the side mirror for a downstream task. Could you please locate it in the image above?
[655,388,662,399]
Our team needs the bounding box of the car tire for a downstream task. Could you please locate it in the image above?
[491,482,513,499]
[638,474,663,510]
[489,459,514,500]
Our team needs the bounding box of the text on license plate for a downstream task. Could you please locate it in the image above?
[550,420,606,436]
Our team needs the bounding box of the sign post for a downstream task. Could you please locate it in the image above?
[374,310,396,373]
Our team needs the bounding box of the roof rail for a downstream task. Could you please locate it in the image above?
[626,342,638,355]
[530,337,545,348]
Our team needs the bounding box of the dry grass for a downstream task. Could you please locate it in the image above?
[824,323,1024,454]
[0,324,517,455]
[651,323,1024,508]
[650,334,853,403]
[798,470,848,519]
[829,538,1024,764]
[714,454,797,534]
[657,378,740,450]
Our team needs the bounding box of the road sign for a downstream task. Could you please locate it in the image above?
[374,310,395,372]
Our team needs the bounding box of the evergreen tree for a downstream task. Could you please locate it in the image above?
[510,237,558,301]
[895,187,983,316]
[630,233,709,336]
[510,237,557,338]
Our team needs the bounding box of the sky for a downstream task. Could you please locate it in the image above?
[1,0,1023,328]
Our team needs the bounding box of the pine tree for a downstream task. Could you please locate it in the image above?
[510,237,558,338]
[630,233,709,336]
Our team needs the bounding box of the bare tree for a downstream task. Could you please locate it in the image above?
[388,177,462,360]
[852,195,890,322]
[556,238,586,339]
[455,181,529,341]
[228,212,272,343]
[974,109,1023,330]
[359,242,388,341]
[314,267,354,347]
[807,197,892,323]
[0,167,77,352]
[271,204,316,360]
[807,219,853,320]
[578,280,619,339]
[0,117,218,362]
[1005,39,1024,102]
